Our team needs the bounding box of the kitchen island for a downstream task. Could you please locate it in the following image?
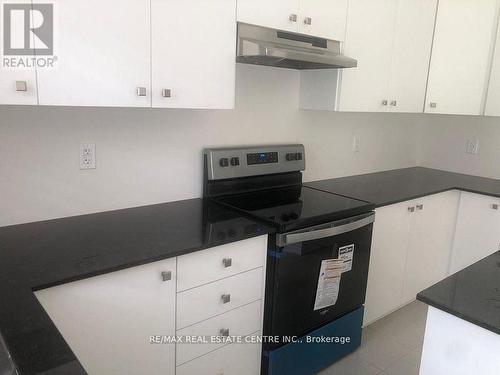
[417,251,500,375]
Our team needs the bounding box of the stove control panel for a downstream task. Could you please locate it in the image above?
[204,144,305,180]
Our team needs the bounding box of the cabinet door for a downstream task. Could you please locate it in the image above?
[485,22,500,116]
[0,0,38,105]
[450,192,500,274]
[35,0,150,107]
[35,258,176,375]
[425,0,498,115]
[298,0,348,41]
[387,0,437,113]
[237,0,299,33]
[338,0,398,112]
[402,191,460,304]
[364,201,413,325]
[152,0,236,109]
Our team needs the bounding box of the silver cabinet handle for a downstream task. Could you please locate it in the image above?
[161,89,171,98]
[408,206,415,213]
[304,17,312,25]
[161,271,172,282]
[222,258,232,268]
[219,328,230,337]
[382,100,388,106]
[136,87,147,97]
[390,100,397,106]
[491,204,499,210]
[15,81,27,92]
[221,294,231,304]
[429,102,437,108]
[289,14,298,22]
[416,204,424,211]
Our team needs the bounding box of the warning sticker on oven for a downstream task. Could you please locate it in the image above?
[339,244,355,273]
[313,259,344,311]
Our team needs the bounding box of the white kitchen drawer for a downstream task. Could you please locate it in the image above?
[177,236,267,292]
[176,300,262,365]
[177,268,263,329]
[176,336,262,375]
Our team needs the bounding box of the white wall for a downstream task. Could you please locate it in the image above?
[0,64,419,227]
[417,114,500,179]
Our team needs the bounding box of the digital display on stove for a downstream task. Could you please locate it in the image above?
[247,152,278,165]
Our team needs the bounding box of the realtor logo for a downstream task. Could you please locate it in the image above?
[3,3,53,55]
[2,2,56,68]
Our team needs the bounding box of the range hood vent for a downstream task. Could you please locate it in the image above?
[237,23,357,70]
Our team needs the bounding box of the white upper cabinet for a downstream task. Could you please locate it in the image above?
[298,0,348,41]
[34,0,151,107]
[237,0,300,33]
[237,0,348,41]
[485,21,500,116]
[387,0,437,113]
[425,0,499,115]
[337,0,436,113]
[337,0,398,112]
[151,0,236,109]
[0,0,38,105]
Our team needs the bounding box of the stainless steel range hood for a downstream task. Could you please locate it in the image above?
[237,23,357,70]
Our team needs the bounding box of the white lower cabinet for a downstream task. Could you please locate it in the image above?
[364,191,459,325]
[34,235,267,375]
[176,268,264,329]
[35,258,177,375]
[176,337,262,375]
[450,192,500,274]
[364,199,413,325]
[176,300,262,365]
[402,191,460,304]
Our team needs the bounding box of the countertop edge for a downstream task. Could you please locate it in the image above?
[416,293,500,336]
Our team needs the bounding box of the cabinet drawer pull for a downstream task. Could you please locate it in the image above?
[221,294,231,304]
[219,328,230,337]
[491,204,499,210]
[161,271,172,282]
[381,100,388,106]
[416,204,424,211]
[161,89,171,98]
[390,100,397,106]
[408,206,415,213]
[429,102,437,108]
[222,258,232,268]
[304,17,312,25]
[15,81,27,92]
[289,14,297,22]
[136,87,147,97]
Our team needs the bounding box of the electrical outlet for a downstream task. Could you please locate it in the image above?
[466,140,479,155]
[80,143,96,169]
[352,136,361,153]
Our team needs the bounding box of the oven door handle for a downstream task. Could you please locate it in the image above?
[276,212,375,247]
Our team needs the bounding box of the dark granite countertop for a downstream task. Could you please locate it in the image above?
[305,167,500,207]
[417,251,500,335]
[0,198,275,375]
[3,166,500,374]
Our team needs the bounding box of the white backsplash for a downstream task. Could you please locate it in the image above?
[0,64,421,226]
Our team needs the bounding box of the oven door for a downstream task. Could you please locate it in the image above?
[268,212,375,341]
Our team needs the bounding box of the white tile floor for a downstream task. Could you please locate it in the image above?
[319,301,428,375]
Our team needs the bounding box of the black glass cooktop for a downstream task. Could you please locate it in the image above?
[214,185,374,232]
